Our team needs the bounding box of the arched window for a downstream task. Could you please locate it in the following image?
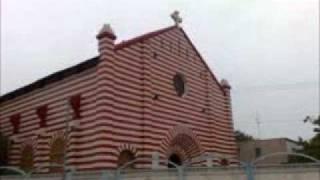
[173,74,187,97]
[117,150,135,168]
[20,145,34,172]
[49,137,66,172]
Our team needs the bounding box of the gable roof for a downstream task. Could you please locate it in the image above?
[116,25,225,93]
[0,25,225,104]
[177,28,225,93]
[115,25,176,50]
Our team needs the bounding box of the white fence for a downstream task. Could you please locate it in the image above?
[1,164,320,180]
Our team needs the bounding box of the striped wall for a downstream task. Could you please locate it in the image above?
[0,67,98,172]
[0,25,237,172]
[140,27,237,165]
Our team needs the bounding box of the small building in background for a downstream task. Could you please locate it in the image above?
[238,138,302,164]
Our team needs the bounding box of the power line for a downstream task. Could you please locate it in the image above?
[255,111,262,138]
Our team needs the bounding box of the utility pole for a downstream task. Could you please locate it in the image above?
[254,111,262,161]
[255,111,261,139]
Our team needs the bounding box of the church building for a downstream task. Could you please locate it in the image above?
[0,12,237,172]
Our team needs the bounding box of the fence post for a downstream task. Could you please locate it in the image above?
[244,163,254,180]
[100,170,109,180]
[115,169,121,180]
[64,167,75,180]
[151,152,160,169]
[65,171,72,180]
[177,166,184,180]
[205,153,214,167]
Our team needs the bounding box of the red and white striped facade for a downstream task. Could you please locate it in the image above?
[0,23,237,172]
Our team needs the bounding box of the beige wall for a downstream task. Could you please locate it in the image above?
[238,138,301,164]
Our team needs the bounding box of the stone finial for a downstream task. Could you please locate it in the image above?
[97,24,117,40]
[220,79,231,89]
[171,10,182,26]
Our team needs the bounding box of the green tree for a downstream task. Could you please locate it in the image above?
[290,115,320,163]
[302,115,320,160]
[234,130,254,142]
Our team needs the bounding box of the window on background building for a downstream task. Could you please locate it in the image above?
[20,145,34,172]
[118,150,135,168]
[255,147,262,158]
[49,137,66,172]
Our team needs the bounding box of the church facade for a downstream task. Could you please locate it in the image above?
[0,16,237,172]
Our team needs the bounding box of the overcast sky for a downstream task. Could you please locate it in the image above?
[1,0,319,140]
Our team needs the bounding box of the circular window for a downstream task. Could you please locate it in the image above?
[173,74,186,97]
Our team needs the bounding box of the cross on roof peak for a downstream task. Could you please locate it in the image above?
[171,10,182,26]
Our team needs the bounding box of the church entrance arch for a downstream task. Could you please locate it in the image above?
[160,126,203,167]
[118,150,135,168]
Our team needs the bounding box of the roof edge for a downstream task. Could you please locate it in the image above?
[115,25,177,50]
[0,24,225,104]
[0,56,99,104]
[0,25,177,104]
[177,28,226,94]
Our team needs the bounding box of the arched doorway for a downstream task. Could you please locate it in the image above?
[117,150,135,168]
[49,136,66,172]
[160,126,204,167]
[20,145,34,172]
[165,134,202,168]
[168,153,182,168]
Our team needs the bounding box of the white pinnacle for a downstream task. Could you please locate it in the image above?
[99,24,115,36]
[220,79,231,88]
